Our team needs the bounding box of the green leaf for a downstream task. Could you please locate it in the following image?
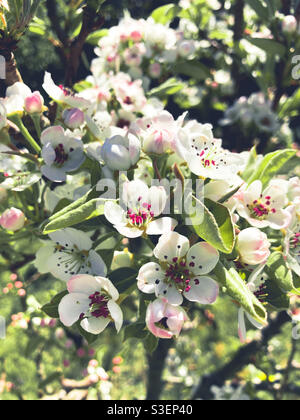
[245,0,269,20]
[247,149,297,188]
[151,4,181,24]
[109,267,138,294]
[241,146,258,181]
[246,38,286,58]
[41,291,68,318]
[43,198,107,234]
[266,252,300,295]
[279,88,300,118]
[214,263,267,325]
[148,78,185,98]
[190,197,235,254]
[173,61,210,81]
[143,333,159,354]
[124,322,148,341]
[264,278,290,311]
[86,29,109,45]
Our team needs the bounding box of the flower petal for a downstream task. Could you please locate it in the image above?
[137,262,165,294]
[58,293,90,327]
[80,317,110,335]
[187,242,219,276]
[88,250,107,277]
[184,276,219,304]
[156,283,183,306]
[146,217,178,235]
[154,232,189,263]
[108,300,123,332]
[67,274,101,295]
[104,201,127,226]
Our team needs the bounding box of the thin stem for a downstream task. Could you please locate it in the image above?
[9,114,41,154]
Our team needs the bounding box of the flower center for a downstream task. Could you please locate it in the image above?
[192,140,223,169]
[127,197,154,229]
[54,244,92,276]
[290,232,300,258]
[88,292,110,319]
[54,144,69,166]
[59,84,75,97]
[247,195,276,220]
[164,257,197,293]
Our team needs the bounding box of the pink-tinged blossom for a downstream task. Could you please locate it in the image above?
[41,126,85,182]
[138,232,219,306]
[146,298,188,339]
[0,208,25,231]
[236,180,291,230]
[100,133,140,171]
[104,180,177,238]
[24,91,44,114]
[236,228,271,266]
[58,274,123,335]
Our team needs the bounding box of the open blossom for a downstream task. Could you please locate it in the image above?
[138,231,219,306]
[41,126,85,182]
[236,180,291,230]
[236,228,271,266]
[178,120,243,179]
[146,298,188,339]
[0,208,25,231]
[101,133,140,171]
[34,228,107,282]
[104,180,177,238]
[58,275,123,335]
[132,111,184,155]
[282,15,298,33]
[42,72,91,109]
[285,204,300,276]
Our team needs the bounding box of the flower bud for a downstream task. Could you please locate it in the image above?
[0,207,25,232]
[146,298,188,339]
[177,40,196,57]
[24,91,44,114]
[101,133,141,171]
[63,108,85,129]
[236,228,271,266]
[148,63,162,79]
[282,15,298,33]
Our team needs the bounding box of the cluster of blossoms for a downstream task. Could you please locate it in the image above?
[0,14,300,346]
[220,93,280,134]
[92,15,198,86]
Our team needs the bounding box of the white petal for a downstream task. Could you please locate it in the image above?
[88,250,107,277]
[154,231,190,263]
[108,300,123,332]
[184,276,219,304]
[187,242,219,276]
[238,308,247,343]
[122,179,149,208]
[104,201,127,226]
[80,317,110,335]
[156,283,183,306]
[41,143,56,166]
[244,180,262,205]
[41,165,66,183]
[137,262,165,294]
[148,186,167,216]
[95,277,120,301]
[146,217,178,235]
[58,293,90,327]
[34,243,55,274]
[267,209,292,230]
[67,274,101,295]
[115,225,143,238]
[41,126,65,145]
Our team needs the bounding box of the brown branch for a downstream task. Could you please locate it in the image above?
[191,311,291,400]
[146,339,174,400]
[64,6,104,86]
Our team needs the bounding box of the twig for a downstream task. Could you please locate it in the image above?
[191,311,291,400]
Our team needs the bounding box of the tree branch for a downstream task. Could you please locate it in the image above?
[191,311,291,400]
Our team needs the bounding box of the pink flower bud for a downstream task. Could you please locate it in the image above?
[0,208,25,231]
[148,63,162,79]
[130,31,143,42]
[177,40,196,57]
[63,108,85,129]
[282,15,298,33]
[24,91,44,114]
[146,299,188,339]
[237,228,271,266]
